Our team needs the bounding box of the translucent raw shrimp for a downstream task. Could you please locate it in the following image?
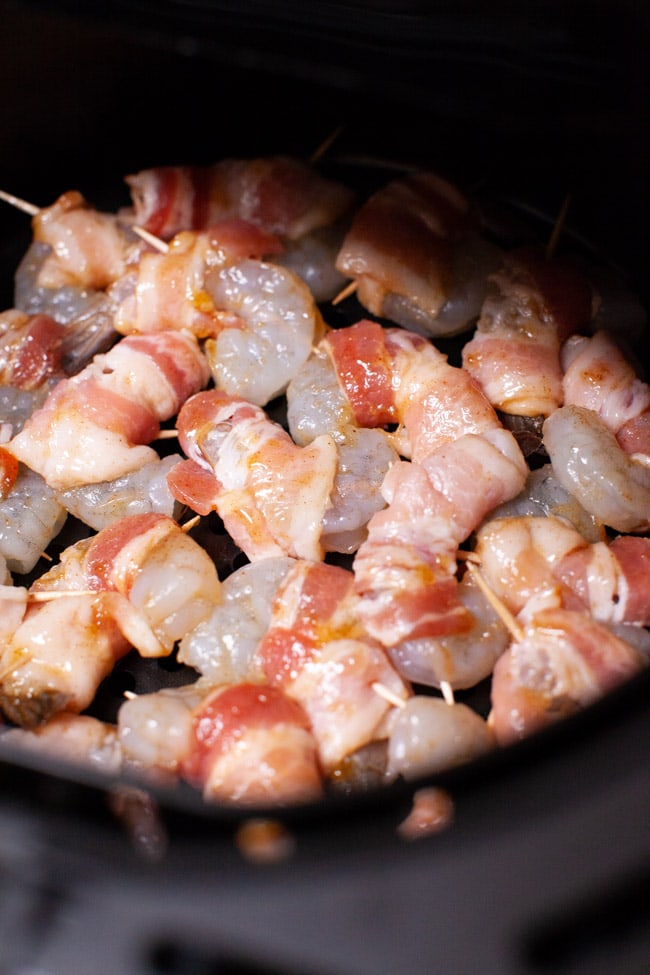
[80,513,222,657]
[490,607,646,745]
[287,347,400,554]
[487,462,606,543]
[57,453,184,531]
[169,390,338,562]
[117,680,213,778]
[387,570,510,690]
[0,461,67,574]
[203,259,325,406]
[275,224,349,302]
[255,559,411,772]
[543,405,650,533]
[386,696,494,781]
[178,556,296,684]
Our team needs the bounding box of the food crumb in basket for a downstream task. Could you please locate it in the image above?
[235,818,296,863]
[397,787,454,841]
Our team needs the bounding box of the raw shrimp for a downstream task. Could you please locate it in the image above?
[168,390,338,562]
[543,405,650,533]
[57,453,184,531]
[123,155,355,243]
[117,680,213,778]
[387,570,510,690]
[0,461,67,574]
[203,258,324,406]
[487,462,606,543]
[353,428,527,646]
[24,190,138,291]
[386,695,494,781]
[181,682,323,806]
[6,330,210,492]
[178,557,295,684]
[79,512,222,657]
[255,559,411,772]
[561,330,650,457]
[477,515,650,627]
[461,247,593,417]
[489,607,646,745]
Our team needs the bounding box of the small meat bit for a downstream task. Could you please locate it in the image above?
[397,786,455,841]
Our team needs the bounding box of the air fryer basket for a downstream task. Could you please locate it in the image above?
[0,3,649,974]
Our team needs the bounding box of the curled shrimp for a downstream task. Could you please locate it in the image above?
[386,695,494,781]
[203,259,325,406]
[543,405,650,533]
[388,570,510,690]
[178,556,296,684]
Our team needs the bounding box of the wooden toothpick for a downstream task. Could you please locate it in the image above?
[0,189,40,216]
[465,560,525,643]
[372,681,408,709]
[132,225,169,253]
[331,279,358,305]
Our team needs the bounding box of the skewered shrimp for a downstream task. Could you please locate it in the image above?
[461,246,593,417]
[178,557,296,684]
[561,329,650,457]
[489,607,646,745]
[117,680,213,778]
[203,257,325,406]
[387,570,510,690]
[0,461,67,574]
[255,559,411,772]
[476,514,650,626]
[543,405,650,533]
[123,155,355,242]
[181,682,323,806]
[6,330,210,492]
[386,695,494,781]
[168,390,338,562]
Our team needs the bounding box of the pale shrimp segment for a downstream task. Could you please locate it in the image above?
[386,696,494,781]
[276,224,349,302]
[181,683,323,806]
[82,513,222,657]
[286,344,353,445]
[490,607,646,746]
[31,190,136,290]
[476,514,650,626]
[169,390,338,562]
[178,557,296,684]
[255,560,410,771]
[0,462,67,574]
[353,429,527,646]
[204,259,323,406]
[57,453,184,531]
[388,571,510,690]
[6,331,210,491]
[0,713,123,774]
[124,156,355,242]
[561,330,650,457]
[543,405,650,533]
[324,320,500,462]
[117,681,213,778]
[320,428,400,555]
[488,463,606,543]
[0,592,131,728]
[461,247,593,417]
